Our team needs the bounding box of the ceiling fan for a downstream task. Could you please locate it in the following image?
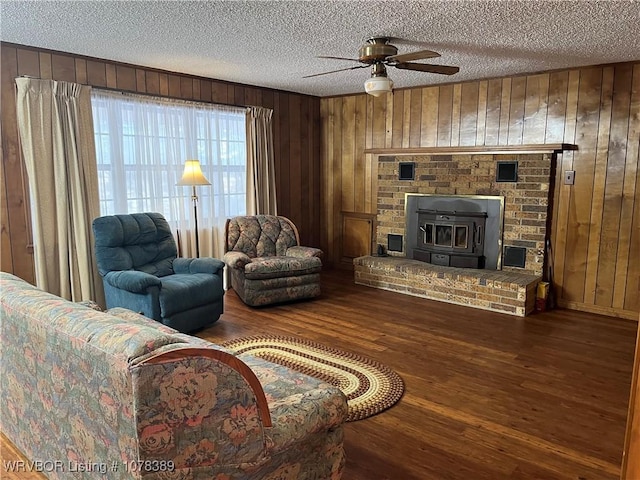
[304,37,460,97]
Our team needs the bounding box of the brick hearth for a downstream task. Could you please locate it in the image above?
[354,256,539,317]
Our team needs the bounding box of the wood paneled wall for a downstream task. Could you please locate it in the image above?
[0,43,321,284]
[2,42,637,319]
[321,62,640,319]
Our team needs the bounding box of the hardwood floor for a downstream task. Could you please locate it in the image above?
[2,269,636,479]
[201,269,637,480]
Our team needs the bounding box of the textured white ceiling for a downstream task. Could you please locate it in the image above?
[1,1,639,97]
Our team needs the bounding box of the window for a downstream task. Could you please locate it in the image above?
[91,90,246,256]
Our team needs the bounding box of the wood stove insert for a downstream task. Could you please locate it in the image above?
[413,209,487,269]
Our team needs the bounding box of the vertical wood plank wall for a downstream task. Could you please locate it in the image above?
[2,42,638,320]
[321,62,640,319]
[0,43,321,284]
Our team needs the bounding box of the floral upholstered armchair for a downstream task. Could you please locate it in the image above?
[223,215,323,306]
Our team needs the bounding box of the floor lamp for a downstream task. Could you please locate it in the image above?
[177,160,211,258]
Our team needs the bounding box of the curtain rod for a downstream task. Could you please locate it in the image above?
[17,76,271,113]
[93,86,250,111]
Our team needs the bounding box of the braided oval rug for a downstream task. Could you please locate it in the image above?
[221,335,404,422]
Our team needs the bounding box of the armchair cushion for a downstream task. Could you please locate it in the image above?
[158,274,224,317]
[94,212,176,277]
[226,215,299,257]
[244,256,322,280]
[286,245,324,259]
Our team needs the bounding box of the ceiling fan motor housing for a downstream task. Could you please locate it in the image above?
[359,37,398,63]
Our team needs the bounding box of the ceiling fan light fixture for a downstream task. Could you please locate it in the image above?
[364,75,393,97]
[307,37,458,94]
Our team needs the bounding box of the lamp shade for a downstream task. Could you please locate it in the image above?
[364,76,393,97]
[177,160,211,186]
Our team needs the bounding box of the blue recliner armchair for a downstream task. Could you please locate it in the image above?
[92,212,225,333]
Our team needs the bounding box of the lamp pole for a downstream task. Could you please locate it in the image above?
[191,185,200,258]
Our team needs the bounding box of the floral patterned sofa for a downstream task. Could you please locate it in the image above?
[0,272,347,479]
[223,215,323,307]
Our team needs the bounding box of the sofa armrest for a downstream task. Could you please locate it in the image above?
[104,270,161,293]
[131,348,271,470]
[138,347,271,427]
[223,251,252,269]
[286,246,323,259]
[173,257,225,275]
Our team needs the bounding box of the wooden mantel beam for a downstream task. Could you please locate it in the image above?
[364,144,578,156]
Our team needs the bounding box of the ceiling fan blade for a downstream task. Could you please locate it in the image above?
[303,64,368,78]
[386,49,441,63]
[394,62,460,75]
[317,55,362,62]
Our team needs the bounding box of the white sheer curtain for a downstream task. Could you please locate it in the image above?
[91,90,246,259]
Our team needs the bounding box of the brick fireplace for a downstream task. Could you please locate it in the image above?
[353,148,566,316]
